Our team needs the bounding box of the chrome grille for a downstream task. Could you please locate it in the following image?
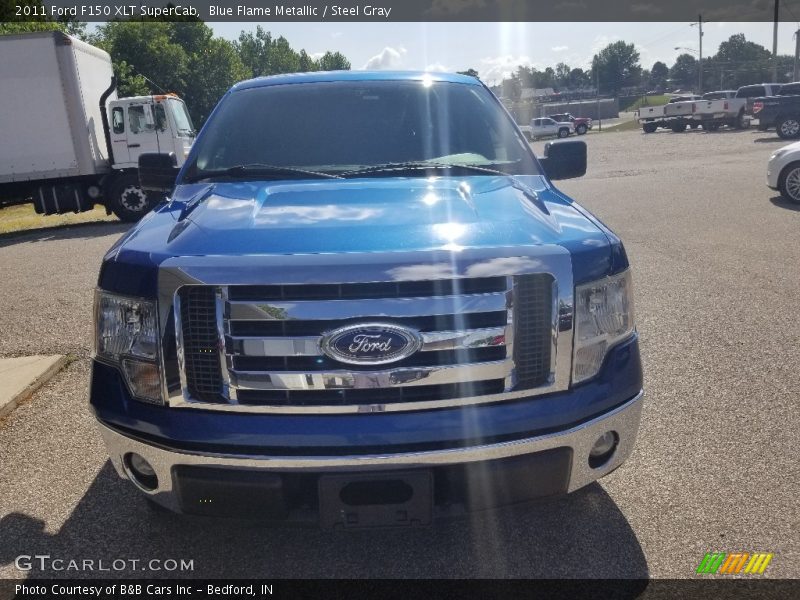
[177,275,556,413]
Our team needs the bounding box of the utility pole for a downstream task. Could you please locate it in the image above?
[698,14,703,94]
[794,29,800,81]
[596,65,601,131]
[773,0,780,81]
[691,16,704,93]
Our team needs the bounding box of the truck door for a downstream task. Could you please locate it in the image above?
[109,105,130,164]
[125,102,168,166]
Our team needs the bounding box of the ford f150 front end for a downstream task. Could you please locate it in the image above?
[90,71,643,527]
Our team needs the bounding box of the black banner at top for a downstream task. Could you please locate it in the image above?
[8,0,800,22]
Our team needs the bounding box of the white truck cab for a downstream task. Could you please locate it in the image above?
[109,94,195,169]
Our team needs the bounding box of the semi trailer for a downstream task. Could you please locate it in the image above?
[0,31,195,222]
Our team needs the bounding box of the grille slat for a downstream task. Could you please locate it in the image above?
[236,380,507,407]
[232,347,507,372]
[228,277,508,301]
[229,312,509,337]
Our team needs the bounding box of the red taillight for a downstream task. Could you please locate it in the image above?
[753,101,764,114]
[724,101,729,110]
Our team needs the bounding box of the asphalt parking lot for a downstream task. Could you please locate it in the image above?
[0,126,798,579]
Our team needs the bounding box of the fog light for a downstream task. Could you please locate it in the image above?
[125,452,158,491]
[588,431,618,468]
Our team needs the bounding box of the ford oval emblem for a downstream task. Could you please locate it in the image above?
[320,323,422,365]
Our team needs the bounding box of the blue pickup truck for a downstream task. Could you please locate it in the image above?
[91,71,643,527]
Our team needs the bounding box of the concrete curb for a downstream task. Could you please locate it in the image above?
[0,355,68,419]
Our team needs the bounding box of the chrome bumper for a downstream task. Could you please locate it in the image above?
[99,390,644,512]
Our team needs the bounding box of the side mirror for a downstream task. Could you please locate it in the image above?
[138,153,178,192]
[539,140,587,180]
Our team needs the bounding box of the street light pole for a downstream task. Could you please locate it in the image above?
[794,29,800,81]
[689,16,704,93]
[698,14,703,94]
[773,0,780,81]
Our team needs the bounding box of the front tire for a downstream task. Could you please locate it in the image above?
[671,122,687,133]
[642,123,657,133]
[779,162,800,203]
[576,124,588,135]
[777,117,800,139]
[558,128,570,138]
[108,173,159,223]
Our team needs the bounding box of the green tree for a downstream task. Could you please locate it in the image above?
[555,62,571,88]
[235,26,274,77]
[568,67,590,89]
[710,34,774,88]
[592,41,642,95]
[298,49,316,72]
[670,53,698,90]
[96,22,249,127]
[1,0,86,38]
[317,50,351,71]
[716,33,770,64]
[650,61,669,89]
[185,37,250,124]
[96,22,189,97]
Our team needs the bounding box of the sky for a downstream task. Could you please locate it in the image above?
[209,21,800,85]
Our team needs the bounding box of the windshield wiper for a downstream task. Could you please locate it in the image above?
[184,163,342,183]
[340,161,517,178]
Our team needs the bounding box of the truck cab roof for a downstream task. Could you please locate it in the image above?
[232,70,483,93]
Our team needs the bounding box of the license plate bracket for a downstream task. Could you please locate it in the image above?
[318,470,432,530]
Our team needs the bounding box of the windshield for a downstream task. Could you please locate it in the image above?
[184,80,539,180]
[169,98,195,136]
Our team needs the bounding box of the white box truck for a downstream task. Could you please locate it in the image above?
[0,32,195,221]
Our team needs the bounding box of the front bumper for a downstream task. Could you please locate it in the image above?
[99,390,643,519]
[767,158,782,189]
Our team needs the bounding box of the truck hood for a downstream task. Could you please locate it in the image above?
[106,175,616,288]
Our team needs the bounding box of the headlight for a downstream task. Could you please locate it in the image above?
[94,291,162,404]
[572,270,635,384]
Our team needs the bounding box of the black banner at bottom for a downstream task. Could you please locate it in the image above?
[1,579,799,600]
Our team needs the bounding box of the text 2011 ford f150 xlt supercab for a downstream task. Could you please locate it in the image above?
[91,71,643,527]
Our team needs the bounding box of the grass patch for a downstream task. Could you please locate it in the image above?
[0,204,117,235]
[597,118,642,134]
[622,95,671,112]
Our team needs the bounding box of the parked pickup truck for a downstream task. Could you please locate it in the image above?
[519,117,574,140]
[637,91,747,133]
[736,83,783,115]
[91,71,643,526]
[548,112,593,135]
[752,82,800,138]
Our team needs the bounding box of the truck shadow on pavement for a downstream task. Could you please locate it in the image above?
[0,222,130,249]
[769,195,800,211]
[0,462,648,579]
